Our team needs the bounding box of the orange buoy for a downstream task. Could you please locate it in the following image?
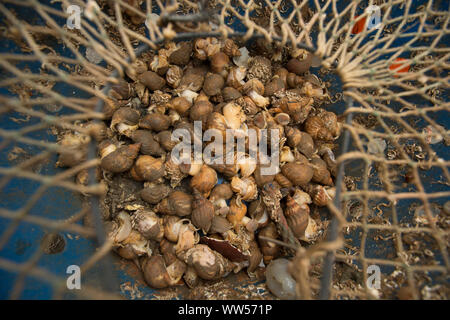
[352,15,367,34]
[389,58,410,77]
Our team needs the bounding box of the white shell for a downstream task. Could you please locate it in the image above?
[233,47,250,67]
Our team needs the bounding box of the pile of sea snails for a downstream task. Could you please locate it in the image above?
[56,38,342,297]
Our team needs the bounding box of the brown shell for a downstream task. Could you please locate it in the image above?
[227,197,247,226]
[286,72,304,88]
[247,240,263,273]
[100,143,141,173]
[182,244,233,280]
[222,39,241,58]
[159,238,178,266]
[190,165,217,197]
[274,113,291,126]
[274,68,289,86]
[131,130,165,156]
[139,113,171,132]
[168,96,191,116]
[189,100,213,126]
[285,196,310,239]
[210,183,234,201]
[305,116,334,141]
[179,70,205,92]
[258,222,279,265]
[310,157,333,185]
[210,163,239,179]
[191,189,215,233]
[279,97,313,124]
[281,162,314,186]
[264,77,285,96]
[132,210,163,241]
[209,215,233,234]
[168,41,192,66]
[140,183,171,204]
[297,131,315,158]
[275,173,293,188]
[318,110,340,137]
[154,130,176,152]
[203,73,225,96]
[141,255,171,289]
[111,107,140,130]
[222,87,242,101]
[110,79,132,100]
[210,52,229,74]
[286,53,313,75]
[157,191,193,216]
[138,71,166,91]
[134,155,165,182]
[253,164,275,187]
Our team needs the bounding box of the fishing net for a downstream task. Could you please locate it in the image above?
[0,0,448,299]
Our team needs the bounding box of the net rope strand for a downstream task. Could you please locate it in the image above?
[0,0,448,299]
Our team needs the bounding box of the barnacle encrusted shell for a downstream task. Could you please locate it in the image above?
[247,56,272,84]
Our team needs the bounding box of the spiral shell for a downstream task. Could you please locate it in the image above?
[157,190,193,216]
[133,155,165,182]
[131,210,163,241]
[190,165,218,197]
[138,71,166,91]
[130,130,164,156]
[258,222,279,265]
[310,157,333,186]
[191,189,215,233]
[139,113,171,132]
[304,116,334,141]
[286,51,313,75]
[222,39,241,58]
[141,255,186,288]
[110,107,140,137]
[227,197,247,226]
[203,73,225,96]
[281,162,314,186]
[284,196,310,239]
[140,182,171,204]
[100,142,141,173]
[231,176,258,202]
[168,41,192,66]
[210,52,229,74]
[181,244,233,280]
